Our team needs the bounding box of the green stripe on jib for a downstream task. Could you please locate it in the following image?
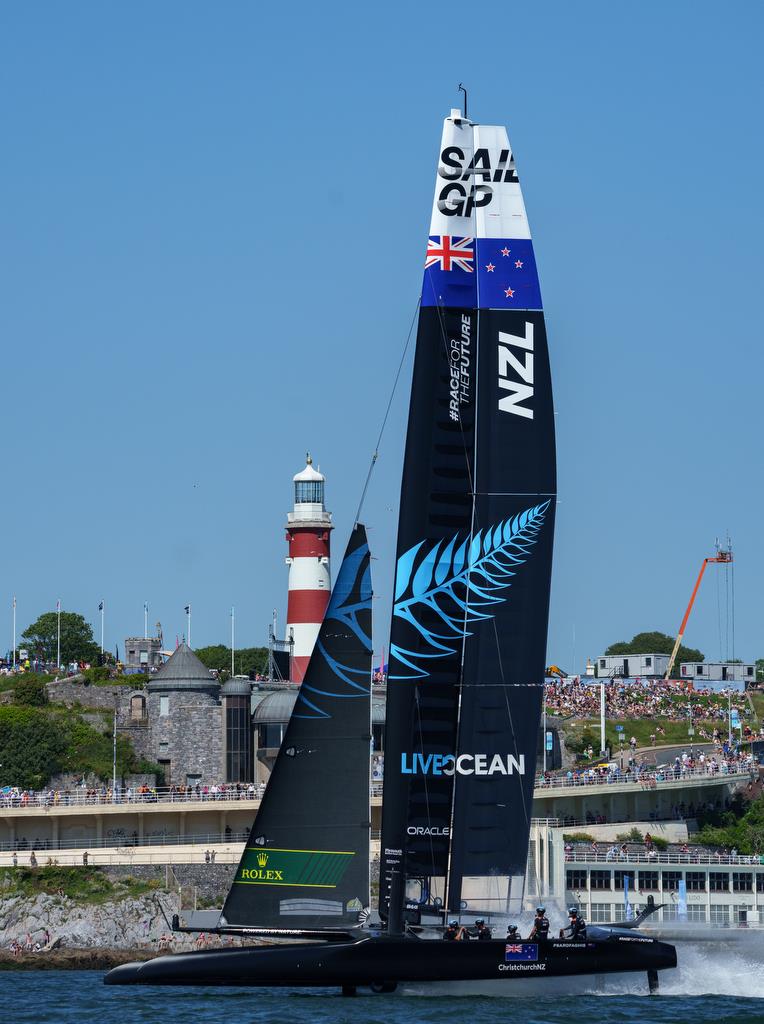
[235,848,355,888]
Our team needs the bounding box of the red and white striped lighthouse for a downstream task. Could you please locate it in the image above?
[285,454,333,683]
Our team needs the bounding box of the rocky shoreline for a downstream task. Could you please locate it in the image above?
[0,891,201,962]
[0,947,154,970]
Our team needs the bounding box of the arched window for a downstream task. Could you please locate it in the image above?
[130,693,147,721]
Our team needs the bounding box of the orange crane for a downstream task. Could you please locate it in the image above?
[664,540,733,680]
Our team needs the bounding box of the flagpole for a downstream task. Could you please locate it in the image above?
[12,596,16,670]
[186,604,192,648]
[144,602,148,640]
[99,601,105,659]
[56,600,61,670]
[231,606,235,677]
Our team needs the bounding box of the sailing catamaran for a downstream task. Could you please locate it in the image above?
[105,105,676,993]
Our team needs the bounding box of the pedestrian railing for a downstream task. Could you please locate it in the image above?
[0,787,266,809]
[534,763,755,791]
[1,828,386,859]
[564,849,764,866]
[0,763,753,816]
[1,781,387,810]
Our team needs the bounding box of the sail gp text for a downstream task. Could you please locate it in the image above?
[437,145,517,217]
[400,752,525,776]
[449,314,472,422]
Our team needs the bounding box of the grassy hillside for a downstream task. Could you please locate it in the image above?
[0,866,160,903]
[0,705,161,789]
[563,716,732,757]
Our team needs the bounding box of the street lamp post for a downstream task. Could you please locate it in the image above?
[12,596,16,670]
[56,599,61,671]
[728,692,732,746]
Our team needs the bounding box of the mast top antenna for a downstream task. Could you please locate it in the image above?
[458,83,468,120]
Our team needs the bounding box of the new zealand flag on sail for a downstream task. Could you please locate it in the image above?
[421,237,542,310]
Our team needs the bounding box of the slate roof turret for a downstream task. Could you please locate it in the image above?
[148,642,219,694]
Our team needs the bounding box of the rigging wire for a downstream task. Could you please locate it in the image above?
[353,298,420,527]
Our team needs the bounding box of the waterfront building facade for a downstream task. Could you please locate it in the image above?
[526,823,764,926]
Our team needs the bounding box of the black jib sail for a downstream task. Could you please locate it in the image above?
[221,524,373,932]
[380,111,556,917]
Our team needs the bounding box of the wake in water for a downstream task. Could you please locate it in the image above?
[636,940,764,999]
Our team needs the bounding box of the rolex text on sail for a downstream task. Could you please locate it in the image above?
[400,752,525,776]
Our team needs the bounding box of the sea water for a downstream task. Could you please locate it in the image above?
[5,944,764,1024]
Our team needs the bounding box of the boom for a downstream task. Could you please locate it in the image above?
[664,542,733,680]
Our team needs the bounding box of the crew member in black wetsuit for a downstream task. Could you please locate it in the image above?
[444,920,465,940]
[528,906,550,942]
[506,924,519,941]
[559,907,587,940]
[471,919,492,941]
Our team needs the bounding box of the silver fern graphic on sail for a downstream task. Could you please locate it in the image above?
[390,501,550,679]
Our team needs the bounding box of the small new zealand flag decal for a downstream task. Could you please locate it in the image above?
[505,943,538,962]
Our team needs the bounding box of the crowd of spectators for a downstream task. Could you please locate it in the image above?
[544,676,751,726]
[537,746,758,790]
[7,929,51,955]
[564,835,764,866]
[0,780,267,810]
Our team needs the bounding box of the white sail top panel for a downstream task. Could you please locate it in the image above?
[428,115,531,241]
[473,124,531,241]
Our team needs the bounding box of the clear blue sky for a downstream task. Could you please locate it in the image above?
[2,1,762,668]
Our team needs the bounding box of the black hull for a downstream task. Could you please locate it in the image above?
[104,933,676,989]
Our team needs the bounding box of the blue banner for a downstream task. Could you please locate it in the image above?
[678,879,687,921]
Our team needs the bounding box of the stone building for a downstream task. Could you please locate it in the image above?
[146,643,224,787]
[124,633,164,671]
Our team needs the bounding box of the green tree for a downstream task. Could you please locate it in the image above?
[696,795,764,855]
[195,645,268,680]
[756,658,764,683]
[21,611,100,666]
[605,631,704,667]
[13,678,49,706]
[0,707,67,789]
[0,705,161,789]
